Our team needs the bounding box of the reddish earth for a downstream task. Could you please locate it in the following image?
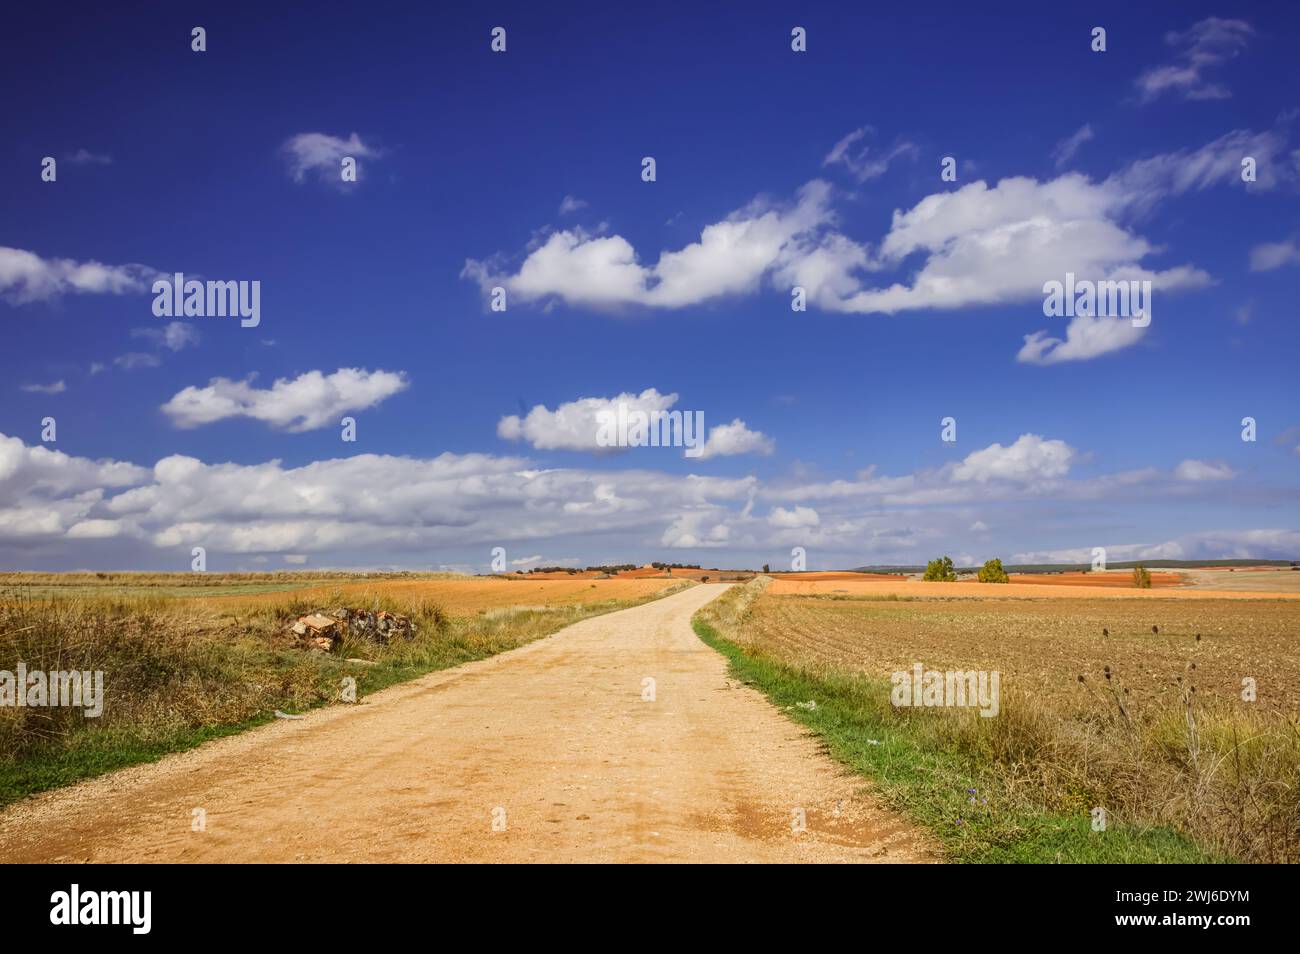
[1002,571,1184,588]
[767,572,906,582]
[519,566,755,582]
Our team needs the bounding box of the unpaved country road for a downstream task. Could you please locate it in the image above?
[0,584,937,863]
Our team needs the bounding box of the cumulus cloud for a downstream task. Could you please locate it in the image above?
[1017,314,1147,365]
[464,180,850,311]
[161,368,408,431]
[948,434,1075,485]
[281,132,380,185]
[0,246,158,305]
[499,389,678,452]
[0,434,148,542]
[699,419,775,459]
[1134,17,1253,103]
[822,127,918,182]
[498,389,772,458]
[465,127,1287,363]
[0,431,1286,569]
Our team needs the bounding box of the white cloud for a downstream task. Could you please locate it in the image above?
[498,389,772,458]
[822,127,918,182]
[464,128,1289,364]
[0,432,146,503]
[660,512,732,549]
[699,419,775,459]
[1052,124,1094,168]
[948,434,1075,485]
[1174,459,1236,481]
[0,246,157,305]
[19,380,66,394]
[1135,17,1253,103]
[1108,127,1289,202]
[1017,314,1147,365]
[162,368,409,431]
[0,431,1286,570]
[1249,237,1300,272]
[827,170,1213,317]
[281,132,380,185]
[1015,529,1299,564]
[558,194,588,215]
[498,389,679,452]
[464,180,849,310]
[768,505,819,529]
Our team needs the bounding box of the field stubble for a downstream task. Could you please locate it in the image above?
[708,580,1300,862]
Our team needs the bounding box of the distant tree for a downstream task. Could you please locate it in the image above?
[762,563,771,574]
[1133,564,1152,588]
[924,556,957,582]
[977,558,1009,583]
[701,576,710,583]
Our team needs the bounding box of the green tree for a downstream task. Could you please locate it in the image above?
[923,556,957,582]
[1133,564,1152,588]
[977,558,1009,583]
[762,563,771,574]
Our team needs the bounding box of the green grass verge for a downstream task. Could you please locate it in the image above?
[692,615,1224,864]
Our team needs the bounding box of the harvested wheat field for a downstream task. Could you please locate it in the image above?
[1005,571,1184,588]
[203,577,684,616]
[767,572,906,582]
[746,591,1300,708]
[708,578,1300,862]
[768,577,1300,601]
[1181,567,1300,593]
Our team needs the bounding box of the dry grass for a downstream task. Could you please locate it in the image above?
[0,578,691,799]
[711,580,1300,862]
[204,577,682,616]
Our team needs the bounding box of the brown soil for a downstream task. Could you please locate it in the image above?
[0,585,936,864]
[1004,571,1183,588]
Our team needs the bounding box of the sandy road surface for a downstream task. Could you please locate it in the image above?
[0,584,935,863]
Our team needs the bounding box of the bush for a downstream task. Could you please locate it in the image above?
[1133,564,1152,588]
[977,558,1009,583]
[923,556,957,582]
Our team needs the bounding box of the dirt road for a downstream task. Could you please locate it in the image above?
[0,584,935,863]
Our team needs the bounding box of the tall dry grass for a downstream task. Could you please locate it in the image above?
[0,582,685,783]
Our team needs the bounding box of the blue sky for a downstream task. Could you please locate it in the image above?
[1,1,1297,572]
